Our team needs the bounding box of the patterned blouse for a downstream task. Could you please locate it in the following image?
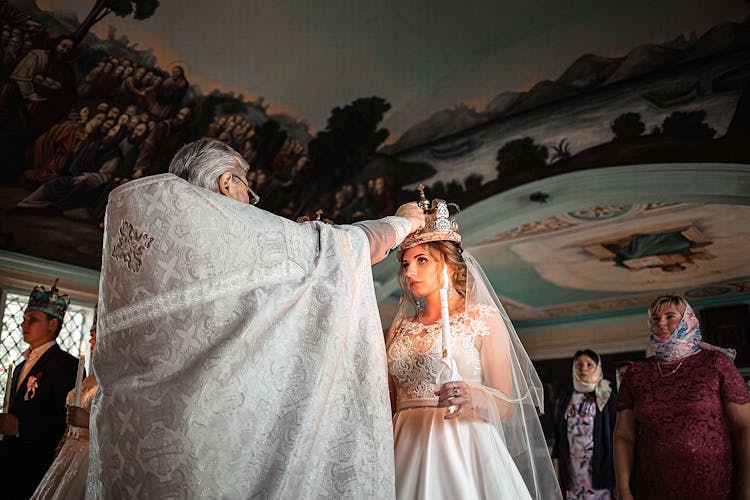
[564,392,611,500]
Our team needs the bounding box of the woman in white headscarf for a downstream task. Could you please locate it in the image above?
[385,194,560,500]
[551,349,616,499]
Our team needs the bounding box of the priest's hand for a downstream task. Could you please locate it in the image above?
[0,413,19,435]
[66,405,90,428]
[395,202,425,233]
[435,380,473,419]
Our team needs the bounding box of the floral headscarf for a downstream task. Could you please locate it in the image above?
[649,302,736,361]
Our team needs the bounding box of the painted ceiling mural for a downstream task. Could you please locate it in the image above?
[0,0,748,327]
[471,203,750,321]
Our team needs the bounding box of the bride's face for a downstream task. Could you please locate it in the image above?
[401,244,443,298]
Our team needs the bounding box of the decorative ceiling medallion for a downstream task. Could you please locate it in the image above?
[644,202,683,211]
[479,216,575,244]
[583,225,714,273]
[565,205,632,221]
[541,294,651,317]
[685,279,750,298]
[539,277,750,318]
[479,202,695,245]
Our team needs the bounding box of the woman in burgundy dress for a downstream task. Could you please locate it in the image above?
[614,295,750,500]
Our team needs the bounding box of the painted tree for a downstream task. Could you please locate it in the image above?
[551,138,572,162]
[495,137,548,176]
[611,112,645,140]
[446,180,464,197]
[307,96,391,189]
[464,173,484,191]
[661,110,716,140]
[75,0,160,42]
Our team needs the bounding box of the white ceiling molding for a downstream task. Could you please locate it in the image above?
[374,162,750,302]
[0,250,99,304]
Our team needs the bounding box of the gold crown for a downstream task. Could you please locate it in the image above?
[296,208,333,224]
[400,184,461,250]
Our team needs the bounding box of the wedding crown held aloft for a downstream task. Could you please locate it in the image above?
[296,208,333,224]
[400,184,461,250]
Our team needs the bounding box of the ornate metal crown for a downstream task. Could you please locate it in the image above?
[400,184,461,250]
[296,208,333,225]
[26,279,70,321]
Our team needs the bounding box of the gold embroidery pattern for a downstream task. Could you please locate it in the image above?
[112,220,154,273]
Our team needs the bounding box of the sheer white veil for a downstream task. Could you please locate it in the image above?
[388,246,561,499]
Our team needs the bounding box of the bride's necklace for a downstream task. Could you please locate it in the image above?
[657,357,685,378]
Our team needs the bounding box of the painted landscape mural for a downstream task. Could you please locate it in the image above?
[0,0,747,271]
[0,0,749,441]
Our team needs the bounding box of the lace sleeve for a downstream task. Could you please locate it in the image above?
[478,308,513,397]
[615,362,637,412]
[465,308,514,422]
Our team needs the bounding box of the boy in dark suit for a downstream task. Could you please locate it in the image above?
[0,282,79,499]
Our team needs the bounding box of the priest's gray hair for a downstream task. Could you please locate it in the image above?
[169,138,250,193]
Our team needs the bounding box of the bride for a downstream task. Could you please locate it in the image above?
[386,193,560,499]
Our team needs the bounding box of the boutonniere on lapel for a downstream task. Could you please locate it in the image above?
[24,372,43,401]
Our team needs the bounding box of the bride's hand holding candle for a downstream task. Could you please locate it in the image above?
[435,380,473,419]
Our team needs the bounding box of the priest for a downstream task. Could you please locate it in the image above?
[87,138,423,499]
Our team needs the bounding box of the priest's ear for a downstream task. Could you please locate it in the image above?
[217,171,234,197]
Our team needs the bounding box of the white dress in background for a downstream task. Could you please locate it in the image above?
[387,304,532,500]
[31,375,98,500]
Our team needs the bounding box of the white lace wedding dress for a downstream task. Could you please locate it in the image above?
[387,304,533,500]
[31,375,98,500]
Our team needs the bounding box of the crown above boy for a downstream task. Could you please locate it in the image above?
[26,279,70,321]
[400,184,461,250]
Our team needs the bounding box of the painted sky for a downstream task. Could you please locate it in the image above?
[38,0,749,136]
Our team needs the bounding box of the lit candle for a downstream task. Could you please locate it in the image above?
[437,265,462,415]
[2,362,12,413]
[73,340,86,406]
[440,266,451,358]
